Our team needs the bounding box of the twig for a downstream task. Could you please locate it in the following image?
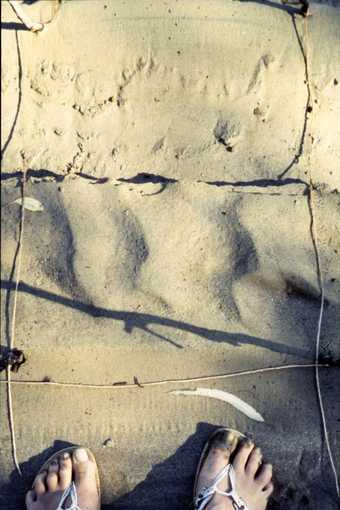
[315,290,339,497]
[0,364,329,390]
[6,368,21,475]
[301,6,339,495]
[10,184,26,353]
[309,190,340,497]
[6,161,27,476]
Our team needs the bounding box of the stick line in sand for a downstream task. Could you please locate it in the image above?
[3,11,338,498]
[309,192,339,497]
[0,364,329,390]
[315,289,339,497]
[6,160,27,476]
[302,8,339,496]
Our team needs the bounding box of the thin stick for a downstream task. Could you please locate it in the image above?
[6,163,27,476]
[10,184,26,352]
[309,191,340,497]
[298,9,340,495]
[314,290,339,497]
[0,363,329,390]
[6,367,22,475]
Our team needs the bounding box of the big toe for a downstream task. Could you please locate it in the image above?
[72,448,99,510]
[196,429,240,496]
[73,448,90,482]
[204,429,238,474]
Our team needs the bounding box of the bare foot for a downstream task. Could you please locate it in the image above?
[195,431,273,510]
[25,448,100,510]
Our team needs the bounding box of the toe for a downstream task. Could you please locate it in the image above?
[25,489,36,507]
[73,448,90,482]
[233,440,254,472]
[256,463,273,487]
[195,430,240,495]
[245,447,262,476]
[58,452,72,489]
[46,460,59,491]
[210,445,231,463]
[263,481,274,497]
[208,429,238,465]
[212,429,239,452]
[33,472,47,495]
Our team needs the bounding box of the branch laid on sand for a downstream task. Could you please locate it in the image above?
[0,364,330,390]
[5,157,27,477]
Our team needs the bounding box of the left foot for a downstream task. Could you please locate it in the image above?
[195,431,274,510]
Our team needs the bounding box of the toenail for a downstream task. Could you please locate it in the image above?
[74,448,88,462]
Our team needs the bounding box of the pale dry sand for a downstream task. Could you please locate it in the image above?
[1,1,340,509]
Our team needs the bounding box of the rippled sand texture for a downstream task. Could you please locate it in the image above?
[1,1,340,509]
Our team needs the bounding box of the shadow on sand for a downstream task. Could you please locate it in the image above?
[1,279,309,357]
[0,422,279,510]
[1,421,337,509]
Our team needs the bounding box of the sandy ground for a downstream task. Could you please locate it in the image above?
[1,1,340,509]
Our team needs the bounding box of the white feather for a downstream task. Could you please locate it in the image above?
[13,197,44,212]
[172,387,264,422]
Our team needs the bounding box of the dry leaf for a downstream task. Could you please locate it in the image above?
[13,197,44,212]
[0,348,26,373]
[171,387,264,422]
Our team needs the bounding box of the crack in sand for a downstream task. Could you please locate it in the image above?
[2,4,338,501]
[200,177,308,188]
[278,13,311,179]
[1,170,311,196]
[0,30,22,162]
[65,142,86,174]
[116,56,149,107]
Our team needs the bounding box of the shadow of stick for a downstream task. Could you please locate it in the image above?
[0,279,310,358]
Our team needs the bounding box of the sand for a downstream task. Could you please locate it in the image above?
[1,1,340,509]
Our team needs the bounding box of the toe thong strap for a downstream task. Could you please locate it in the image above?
[194,464,249,510]
[56,482,82,510]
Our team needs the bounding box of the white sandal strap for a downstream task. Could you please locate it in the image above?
[56,482,82,510]
[194,464,250,510]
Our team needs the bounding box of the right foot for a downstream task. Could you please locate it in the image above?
[25,447,100,510]
[195,430,274,510]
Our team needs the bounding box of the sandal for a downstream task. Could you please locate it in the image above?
[193,428,250,510]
